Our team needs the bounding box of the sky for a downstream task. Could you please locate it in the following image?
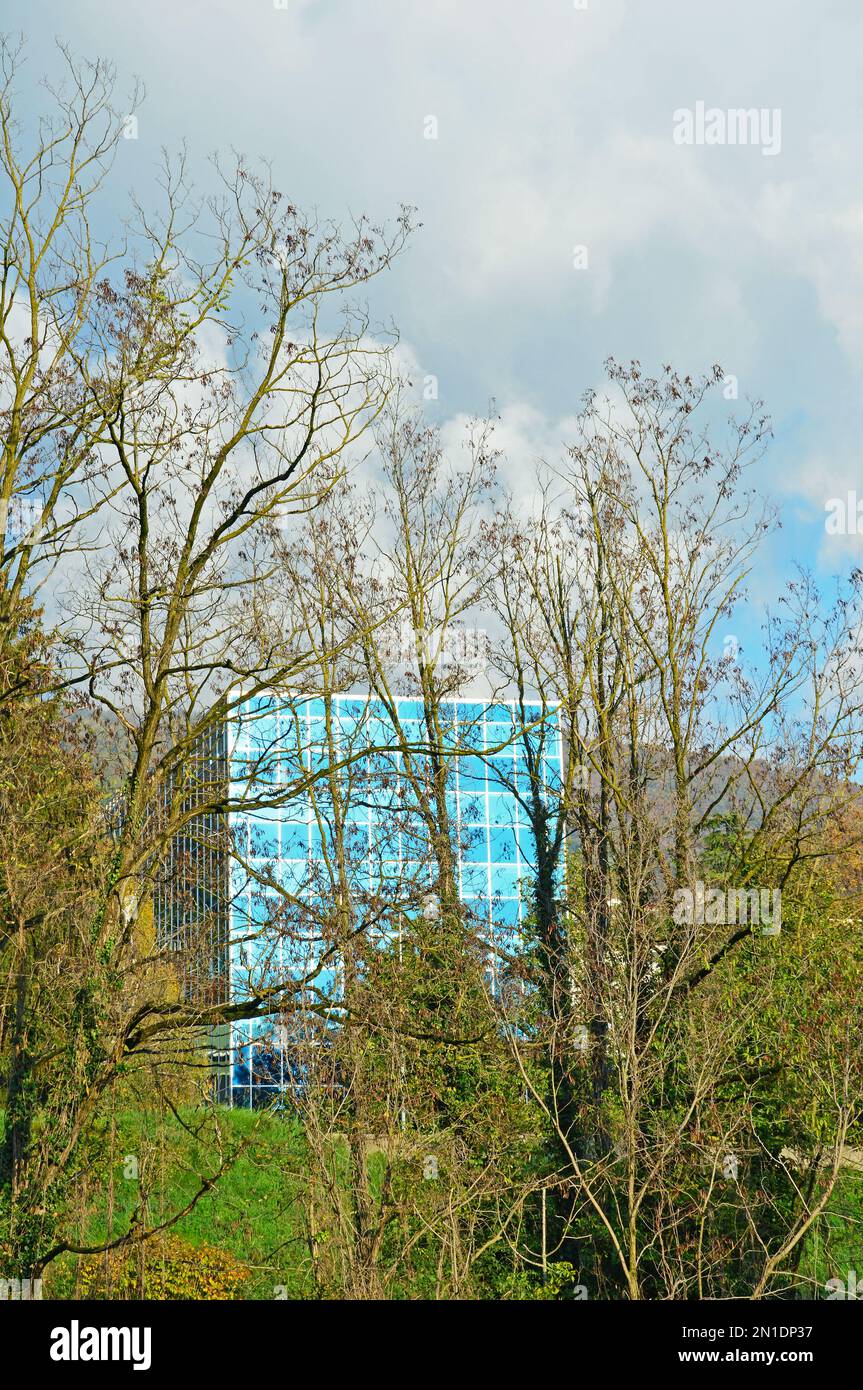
[5,0,863,658]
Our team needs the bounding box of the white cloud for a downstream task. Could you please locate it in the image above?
[5,0,863,586]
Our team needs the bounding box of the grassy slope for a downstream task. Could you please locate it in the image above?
[32,1107,863,1299]
[794,1171,863,1298]
[46,1108,313,1300]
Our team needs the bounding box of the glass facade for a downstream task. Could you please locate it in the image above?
[223,694,561,1107]
[152,721,230,1010]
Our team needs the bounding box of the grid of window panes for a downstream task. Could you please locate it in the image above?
[226,695,562,1107]
[150,723,233,1101]
[152,722,230,998]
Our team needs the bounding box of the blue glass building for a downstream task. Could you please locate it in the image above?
[224,694,562,1107]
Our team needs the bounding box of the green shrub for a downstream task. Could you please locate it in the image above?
[78,1233,250,1300]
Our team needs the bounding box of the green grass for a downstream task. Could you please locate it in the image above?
[797,1172,863,1298]
[24,1108,863,1300]
[46,1106,314,1300]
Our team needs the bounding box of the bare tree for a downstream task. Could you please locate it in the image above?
[0,39,145,669]
[491,361,863,1297]
[0,44,413,1282]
